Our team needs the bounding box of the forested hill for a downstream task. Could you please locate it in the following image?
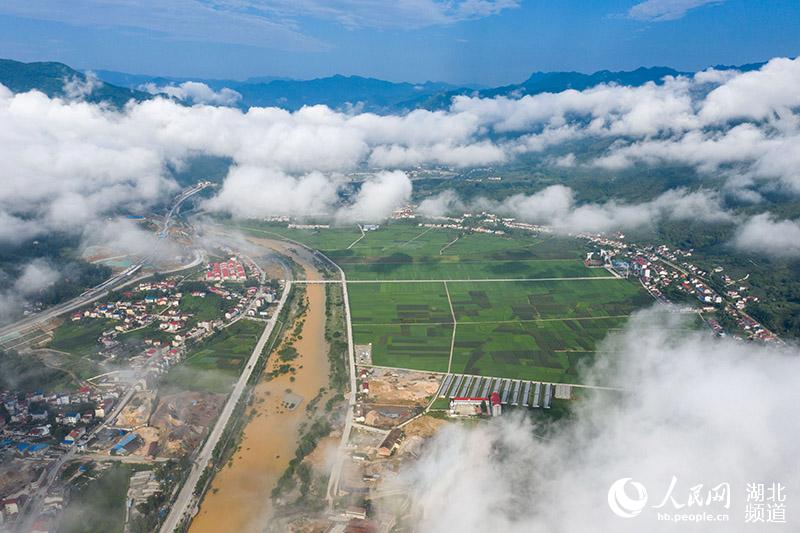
[0,58,150,107]
[2,57,768,113]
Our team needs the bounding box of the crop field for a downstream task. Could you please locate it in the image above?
[347,282,452,324]
[447,279,652,322]
[348,279,646,381]
[351,323,453,372]
[450,318,628,381]
[238,221,609,280]
[237,220,654,382]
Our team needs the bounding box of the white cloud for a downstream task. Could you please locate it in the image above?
[422,186,732,234]
[733,213,800,258]
[398,307,800,532]
[336,170,413,223]
[3,56,800,250]
[140,82,242,106]
[627,0,724,22]
[417,189,465,218]
[204,167,341,218]
[699,57,800,124]
[13,259,59,295]
[62,70,101,100]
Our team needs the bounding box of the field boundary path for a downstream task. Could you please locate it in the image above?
[439,235,459,255]
[292,276,619,284]
[444,281,457,374]
[351,314,632,327]
[346,224,366,249]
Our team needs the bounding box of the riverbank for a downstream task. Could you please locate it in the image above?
[189,238,331,533]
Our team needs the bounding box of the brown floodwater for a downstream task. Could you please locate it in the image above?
[189,237,330,533]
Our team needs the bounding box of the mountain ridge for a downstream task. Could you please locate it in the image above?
[0,58,769,112]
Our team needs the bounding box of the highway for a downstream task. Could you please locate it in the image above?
[0,183,209,347]
[159,278,292,533]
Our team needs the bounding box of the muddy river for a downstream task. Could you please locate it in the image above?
[189,237,331,533]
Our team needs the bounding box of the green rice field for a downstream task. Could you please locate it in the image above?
[236,220,655,382]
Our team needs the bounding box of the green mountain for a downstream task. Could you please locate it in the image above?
[0,59,150,107]
[3,58,769,112]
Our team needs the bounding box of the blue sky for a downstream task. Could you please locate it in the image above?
[0,0,798,84]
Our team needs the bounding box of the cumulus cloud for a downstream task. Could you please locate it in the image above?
[81,217,181,261]
[451,57,800,194]
[417,189,465,218]
[420,186,732,233]
[398,307,800,532]
[733,213,800,258]
[206,168,412,223]
[336,170,413,223]
[204,167,341,218]
[140,81,242,106]
[3,55,800,252]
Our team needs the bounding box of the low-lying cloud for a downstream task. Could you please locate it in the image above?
[3,56,800,253]
[733,213,800,258]
[398,307,800,531]
[140,81,242,106]
[420,185,732,233]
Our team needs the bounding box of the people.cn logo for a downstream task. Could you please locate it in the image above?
[608,477,649,518]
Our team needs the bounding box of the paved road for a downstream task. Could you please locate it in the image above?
[325,263,357,506]
[159,279,291,533]
[0,184,209,346]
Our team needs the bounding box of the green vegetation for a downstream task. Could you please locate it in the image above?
[236,220,653,382]
[447,279,651,322]
[272,417,332,501]
[348,282,452,324]
[353,323,453,372]
[238,222,607,281]
[180,292,226,326]
[48,319,110,358]
[0,58,150,107]
[162,319,264,393]
[451,320,623,381]
[325,282,351,392]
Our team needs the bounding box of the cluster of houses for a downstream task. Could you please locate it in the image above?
[205,257,247,282]
[288,223,330,229]
[576,233,780,343]
[71,278,183,335]
[1,386,120,448]
[391,205,416,220]
[419,218,506,236]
